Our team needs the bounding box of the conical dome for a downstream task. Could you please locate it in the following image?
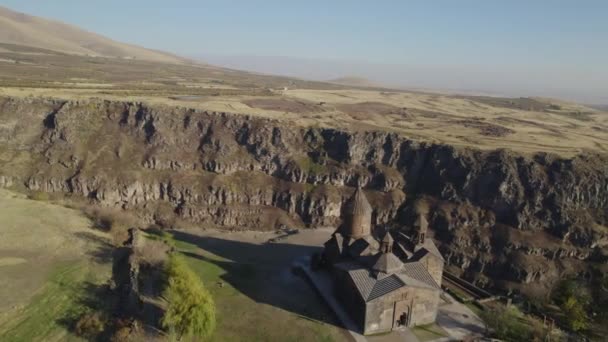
[346,187,372,217]
[342,187,372,239]
[382,232,394,244]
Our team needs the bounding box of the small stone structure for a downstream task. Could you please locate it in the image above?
[321,188,445,335]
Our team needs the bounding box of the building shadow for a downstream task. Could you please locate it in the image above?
[169,230,345,331]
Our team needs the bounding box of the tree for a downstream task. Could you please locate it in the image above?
[552,279,590,332]
[161,255,216,340]
[562,296,589,332]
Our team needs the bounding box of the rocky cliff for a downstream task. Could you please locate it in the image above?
[0,96,606,294]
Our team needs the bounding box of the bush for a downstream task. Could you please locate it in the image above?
[553,279,591,332]
[161,255,216,340]
[154,202,177,229]
[28,191,50,201]
[562,296,589,332]
[82,206,138,245]
[109,318,140,342]
[480,306,532,341]
[75,312,105,339]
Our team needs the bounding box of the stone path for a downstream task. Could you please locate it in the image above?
[434,294,485,341]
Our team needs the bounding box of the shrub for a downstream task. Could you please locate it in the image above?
[562,296,589,332]
[136,239,170,266]
[75,312,105,339]
[28,191,50,201]
[553,279,591,332]
[161,255,216,340]
[480,306,532,341]
[82,206,138,245]
[154,202,177,229]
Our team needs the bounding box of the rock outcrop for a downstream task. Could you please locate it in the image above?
[0,96,606,293]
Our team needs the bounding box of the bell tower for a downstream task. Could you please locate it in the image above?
[380,232,394,253]
[413,213,428,245]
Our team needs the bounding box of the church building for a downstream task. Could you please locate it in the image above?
[321,188,445,335]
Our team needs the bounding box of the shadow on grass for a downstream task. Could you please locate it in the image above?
[170,230,343,330]
[56,242,165,341]
[56,281,118,342]
[72,231,116,264]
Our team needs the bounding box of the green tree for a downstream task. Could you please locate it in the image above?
[161,255,216,340]
[552,279,591,333]
[562,296,589,332]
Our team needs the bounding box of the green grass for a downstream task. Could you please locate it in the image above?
[165,232,345,342]
[465,301,485,316]
[445,286,473,303]
[296,156,327,175]
[411,323,449,342]
[0,260,111,342]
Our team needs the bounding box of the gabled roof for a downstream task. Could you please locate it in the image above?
[400,261,440,289]
[324,234,343,254]
[345,267,407,302]
[348,238,371,258]
[412,238,445,262]
[336,259,440,303]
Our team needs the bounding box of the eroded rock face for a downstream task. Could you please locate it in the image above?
[0,96,606,293]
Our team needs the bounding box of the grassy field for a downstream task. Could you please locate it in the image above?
[0,189,113,342]
[411,323,449,341]
[164,230,348,342]
[0,260,110,342]
[1,42,606,157]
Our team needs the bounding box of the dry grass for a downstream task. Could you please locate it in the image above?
[81,205,138,245]
[0,188,112,340]
[0,42,606,157]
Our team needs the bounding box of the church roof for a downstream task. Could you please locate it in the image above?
[335,259,440,302]
[399,261,440,289]
[324,233,344,255]
[382,231,394,244]
[412,238,445,262]
[370,252,403,274]
[345,187,372,218]
[342,266,407,302]
[348,238,371,258]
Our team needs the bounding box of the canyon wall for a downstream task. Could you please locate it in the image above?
[1,96,606,294]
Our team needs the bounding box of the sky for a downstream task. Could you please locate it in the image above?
[2,0,607,103]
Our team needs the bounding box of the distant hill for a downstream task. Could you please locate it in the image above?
[327,76,377,87]
[0,6,187,64]
[589,104,608,112]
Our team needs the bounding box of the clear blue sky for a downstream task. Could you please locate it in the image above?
[2,1,607,102]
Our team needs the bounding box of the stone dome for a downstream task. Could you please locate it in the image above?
[343,187,373,238]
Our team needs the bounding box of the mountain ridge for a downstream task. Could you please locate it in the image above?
[0,5,188,64]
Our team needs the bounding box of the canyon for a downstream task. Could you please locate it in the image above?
[0,96,607,296]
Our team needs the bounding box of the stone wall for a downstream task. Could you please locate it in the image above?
[419,254,444,287]
[363,287,440,334]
